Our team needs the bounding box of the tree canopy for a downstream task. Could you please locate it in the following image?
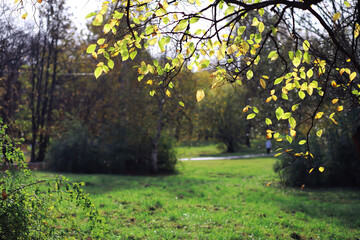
[85,0,359,162]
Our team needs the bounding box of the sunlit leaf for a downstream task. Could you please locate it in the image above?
[309,168,314,173]
[316,129,323,137]
[275,107,284,120]
[265,118,272,125]
[333,12,341,21]
[86,44,97,54]
[94,66,103,79]
[319,167,325,172]
[299,140,306,145]
[260,78,266,89]
[196,89,205,102]
[247,113,256,120]
[350,72,356,82]
[246,69,253,79]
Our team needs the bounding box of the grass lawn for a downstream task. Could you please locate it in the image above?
[35,157,360,239]
[176,140,266,158]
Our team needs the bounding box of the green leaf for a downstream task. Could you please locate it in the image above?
[289,117,296,129]
[307,69,313,78]
[303,40,310,52]
[97,38,105,45]
[86,44,97,54]
[288,51,294,60]
[174,20,188,32]
[130,50,137,60]
[344,1,351,7]
[299,140,306,145]
[246,69,253,79]
[94,67,102,79]
[286,135,293,144]
[103,24,111,34]
[179,101,185,107]
[274,77,283,85]
[85,12,97,19]
[247,113,256,120]
[275,107,284,120]
[292,104,299,111]
[145,25,154,35]
[293,57,301,68]
[113,11,124,20]
[299,90,305,99]
[237,26,246,35]
[92,14,103,26]
[108,59,114,69]
[149,90,155,96]
[258,22,265,33]
[265,118,272,125]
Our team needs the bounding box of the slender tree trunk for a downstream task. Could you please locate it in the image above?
[353,125,360,160]
[151,97,164,173]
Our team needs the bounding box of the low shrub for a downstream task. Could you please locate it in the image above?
[0,119,107,239]
[46,121,177,174]
[274,108,360,187]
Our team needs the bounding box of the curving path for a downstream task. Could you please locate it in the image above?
[178,153,275,161]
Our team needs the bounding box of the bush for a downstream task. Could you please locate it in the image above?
[274,108,360,187]
[0,119,107,239]
[46,121,177,174]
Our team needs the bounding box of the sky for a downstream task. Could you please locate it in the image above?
[66,0,103,32]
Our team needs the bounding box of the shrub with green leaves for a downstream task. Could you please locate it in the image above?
[274,108,360,187]
[0,119,108,239]
[46,121,177,174]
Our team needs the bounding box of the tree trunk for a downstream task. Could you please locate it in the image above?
[151,97,164,173]
[352,125,360,161]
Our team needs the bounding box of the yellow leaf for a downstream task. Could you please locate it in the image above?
[274,152,283,157]
[319,167,325,172]
[92,52,98,59]
[331,81,337,87]
[300,184,305,191]
[337,105,343,112]
[38,0,42,3]
[350,72,356,82]
[332,98,339,104]
[315,112,324,119]
[290,129,296,137]
[146,80,153,85]
[265,97,272,103]
[22,13,28,19]
[173,13,178,20]
[196,89,205,102]
[333,12,341,21]
[272,95,277,101]
[166,89,171,97]
[266,182,271,187]
[243,106,249,112]
[260,78,266,89]
[309,168,314,173]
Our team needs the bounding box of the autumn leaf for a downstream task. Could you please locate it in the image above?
[319,167,325,172]
[196,89,205,102]
[333,12,341,21]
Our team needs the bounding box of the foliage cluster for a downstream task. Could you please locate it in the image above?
[0,119,108,239]
[274,107,360,187]
[46,121,177,174]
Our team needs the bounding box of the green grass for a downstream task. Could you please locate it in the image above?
[34,158,360,239]
[176,139,266,158]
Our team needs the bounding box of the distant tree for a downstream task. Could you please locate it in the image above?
[27,0,74,162]
[0,6,31,135]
